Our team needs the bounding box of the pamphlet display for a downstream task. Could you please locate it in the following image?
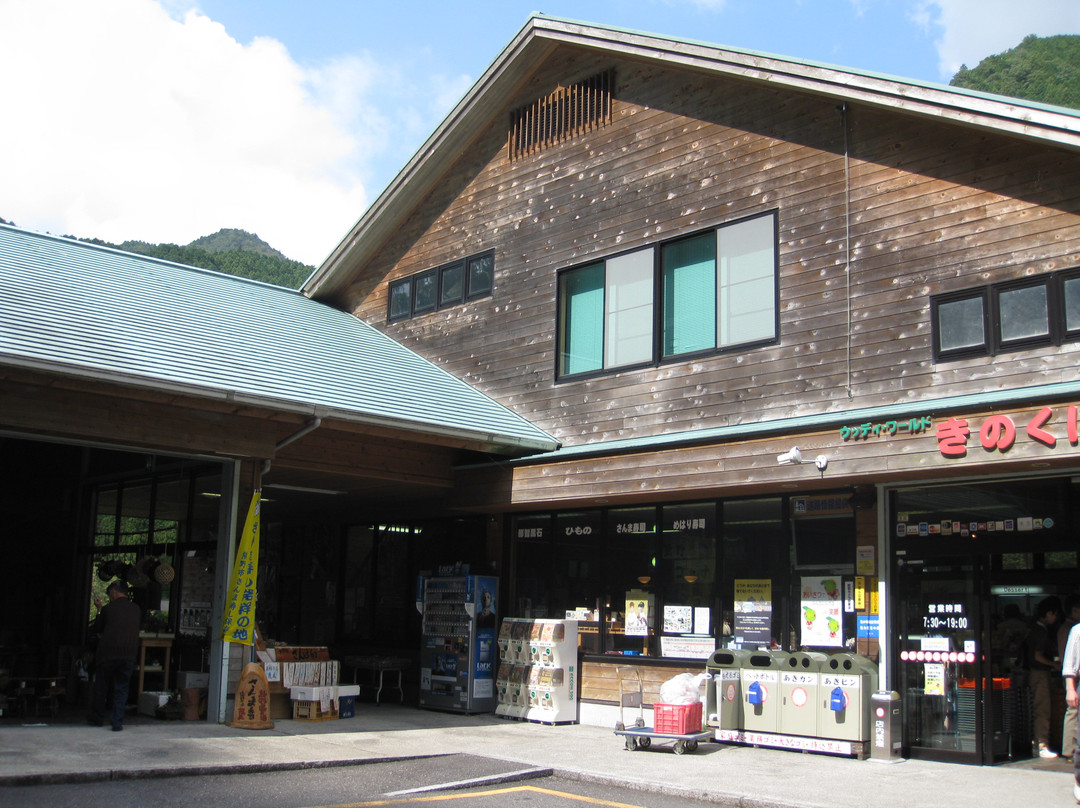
[495,617,578,724]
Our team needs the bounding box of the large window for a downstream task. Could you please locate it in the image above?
[557,211,778,378]
[932,268,1080,361]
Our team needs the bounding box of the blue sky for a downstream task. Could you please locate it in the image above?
[2,0,1080,265]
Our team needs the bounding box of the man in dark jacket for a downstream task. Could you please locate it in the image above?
[87,580,141,731]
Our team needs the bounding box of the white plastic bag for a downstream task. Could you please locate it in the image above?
[659,672,711,705]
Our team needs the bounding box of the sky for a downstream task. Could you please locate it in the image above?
[2,1,1080,267]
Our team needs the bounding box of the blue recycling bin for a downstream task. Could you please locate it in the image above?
[818,653,879,742]
[741,651,789,734]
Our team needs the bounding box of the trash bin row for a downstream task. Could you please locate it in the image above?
[705,649,879,743]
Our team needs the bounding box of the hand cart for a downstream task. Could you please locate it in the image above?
[614,666,645,731]
[612,667,712,754]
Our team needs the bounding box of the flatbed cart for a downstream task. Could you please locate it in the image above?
[614,724,713,754]
[613,666,712,754]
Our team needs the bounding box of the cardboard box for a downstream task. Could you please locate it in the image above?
[293,700,338,721]
[177,671,210,689]
[138,691,172,717]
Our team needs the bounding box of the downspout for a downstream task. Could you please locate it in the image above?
[260,416,323,475]
[839,102,854,400]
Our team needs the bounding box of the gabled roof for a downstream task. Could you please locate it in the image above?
[305,14,1080,301]
[0,224,559,454]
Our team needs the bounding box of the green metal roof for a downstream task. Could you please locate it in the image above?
[0,224,558,454]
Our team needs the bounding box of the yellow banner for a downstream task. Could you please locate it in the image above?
[221,491,260,645]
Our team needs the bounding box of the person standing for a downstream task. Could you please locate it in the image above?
[1027,596,1063,758]
[1062,619,1080,804]
[87,580,142,731]
[1061,595,1080,762]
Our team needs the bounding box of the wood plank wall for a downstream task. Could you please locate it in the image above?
[581,659,705,705]
[343,46,1080,460]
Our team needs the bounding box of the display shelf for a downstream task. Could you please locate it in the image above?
[137,636,172,699]
[495,617,578,724]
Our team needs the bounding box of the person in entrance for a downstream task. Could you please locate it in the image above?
[87,580,142,731]
[1026,596,1063,758]
[1063,619,1080,803]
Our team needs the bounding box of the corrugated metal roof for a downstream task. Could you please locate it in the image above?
[0,224,558,454]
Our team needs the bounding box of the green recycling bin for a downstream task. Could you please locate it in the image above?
[819,653,879,742]
[780,651,828,738]
[741,650,789,734]
[706,648,750,731]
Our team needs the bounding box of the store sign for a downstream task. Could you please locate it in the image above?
[937,405,1080,457]
[838,404,1080,460]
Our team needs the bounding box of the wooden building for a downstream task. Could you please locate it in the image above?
[303,16,1080,763]
[3,15,1080,764]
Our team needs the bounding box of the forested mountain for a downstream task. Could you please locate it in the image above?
[80,228,314,289]
[950,34,1080,109]
[0,219,311,289]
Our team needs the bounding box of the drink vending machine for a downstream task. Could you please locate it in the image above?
[416,573,499,713]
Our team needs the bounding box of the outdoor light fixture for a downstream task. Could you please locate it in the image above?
[776,446,803,465]
[814,455,829,472]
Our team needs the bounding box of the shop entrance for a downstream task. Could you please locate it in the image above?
[896,555,1000,764]
[891,476,1080,765]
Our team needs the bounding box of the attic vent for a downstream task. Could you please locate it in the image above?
[508,69,613,161]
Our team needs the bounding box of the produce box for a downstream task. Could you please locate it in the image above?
[293,699,338,721]
[138,691,172,717]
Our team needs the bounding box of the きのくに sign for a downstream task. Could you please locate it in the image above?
[937,405,1080,457]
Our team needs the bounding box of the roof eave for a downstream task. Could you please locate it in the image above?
[1,355,561,456]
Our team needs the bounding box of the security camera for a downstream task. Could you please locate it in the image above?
[776,447,803,465]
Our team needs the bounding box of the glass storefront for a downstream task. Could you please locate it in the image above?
[510,492,859,662]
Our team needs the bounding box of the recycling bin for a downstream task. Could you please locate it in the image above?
[706,648,750,731]
[819,653,878,742]
[870,690,903,762]
[779,651,827,738]
[741,650,789,734]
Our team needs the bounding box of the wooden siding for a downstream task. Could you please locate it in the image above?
[341,46,1080,482]
[581,659,705,705]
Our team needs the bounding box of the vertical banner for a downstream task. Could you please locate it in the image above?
[221,491,260,645]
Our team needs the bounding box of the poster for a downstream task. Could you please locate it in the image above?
[734,579,773,647]
[663,605,693,633]
[625,590,652,636]
[800,576,844,648]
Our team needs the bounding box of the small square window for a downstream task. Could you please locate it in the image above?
[933,292,987,359]
[439,262,465,307]
[995,281,1049,348]
[388,278,412,321]
[1063,273,1080,338]
[466,252,494,300]
[413,270,438,314]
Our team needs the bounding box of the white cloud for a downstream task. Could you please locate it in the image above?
[0,0,376,265]
[915,0,1080,80]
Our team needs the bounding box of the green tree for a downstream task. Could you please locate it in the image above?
[951,34,1080,110]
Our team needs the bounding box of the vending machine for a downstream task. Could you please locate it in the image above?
[417,573,499,713]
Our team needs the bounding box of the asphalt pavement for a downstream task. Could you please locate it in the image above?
[0,704,1077,808]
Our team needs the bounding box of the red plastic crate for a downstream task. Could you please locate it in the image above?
[653,701,702,735]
